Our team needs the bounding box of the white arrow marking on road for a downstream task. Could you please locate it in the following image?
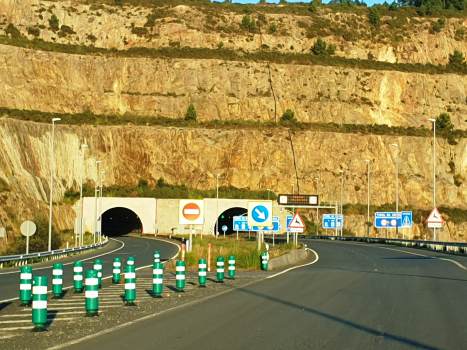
[255,208,265,220]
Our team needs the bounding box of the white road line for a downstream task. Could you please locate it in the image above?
[0,318,76,324]
[1,311,85,318]
[0,326,36,331]
[377,247,467,270]
[266,248,320,279]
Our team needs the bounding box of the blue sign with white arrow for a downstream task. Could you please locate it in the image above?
[252,205,269,223]
[322,214,343,229]
[222,225,228,232]
[374,211,412,229]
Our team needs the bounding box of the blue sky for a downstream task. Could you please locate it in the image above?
[231,0,383,6]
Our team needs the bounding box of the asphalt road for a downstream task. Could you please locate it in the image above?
[65,239,467,350]
[0,236,179,302]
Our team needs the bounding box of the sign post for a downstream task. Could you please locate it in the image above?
[288,213,306,246]
[247,201,273,228]
[21,221,37,254]
[179,200,205,252]
[222,225,227,238]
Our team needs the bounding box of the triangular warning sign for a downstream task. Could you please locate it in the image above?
[425,207,445,224]
[288,212,306,229]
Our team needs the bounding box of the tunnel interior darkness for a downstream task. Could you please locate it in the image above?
[101,207,143,236]
[215,207,247,235]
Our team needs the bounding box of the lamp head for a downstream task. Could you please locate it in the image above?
[81,144,88,149]
[52,118,61,122]
[96,160,101,164]
[391,144,398,147]
[428,118,436,122]
[101,171,106,174]
[365,160,370,162]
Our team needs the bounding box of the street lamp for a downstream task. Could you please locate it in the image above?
[79,144,88,247]
[94,161,101,244]
[48,118,61,251]
[428,118,437,241]
[365,160,370,237]
[100,173,105,243]
[315,177,319,235]
[391,144,399,239]
[216,174,220,239]
[339,171,343,237]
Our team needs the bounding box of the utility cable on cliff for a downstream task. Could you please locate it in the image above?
[287,129,300,194]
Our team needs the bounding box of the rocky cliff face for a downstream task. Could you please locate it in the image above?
[2,0,467,65]
[0,117,466,246]
[2,44,467,128]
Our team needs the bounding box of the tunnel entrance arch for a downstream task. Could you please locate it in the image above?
[100,207,143,236]
[215,207,248,236]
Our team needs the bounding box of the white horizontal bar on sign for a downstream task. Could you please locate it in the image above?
[184,209,200,215]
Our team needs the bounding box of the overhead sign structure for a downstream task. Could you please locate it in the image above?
[426,207,445,228]
[233,216,280,232]
[322,214,343,229]
[278,194,318,206]
[288,212,306,233]
[248,201,273,227]
[374,211,413,229]
[179,200,205,225]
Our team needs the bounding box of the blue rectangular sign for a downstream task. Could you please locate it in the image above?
[374,211,412,229]
[233,216,280,232]
[322,214,343,229]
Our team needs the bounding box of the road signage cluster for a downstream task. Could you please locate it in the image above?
[426,207,445,228]
[322,214,343,229]
[247,201,273,227]
[179,200,204,225]
[233,216,280,232]
[374,211,412,229]
[278,194,318,206]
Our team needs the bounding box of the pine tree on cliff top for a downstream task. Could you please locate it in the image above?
[185,104,198,122]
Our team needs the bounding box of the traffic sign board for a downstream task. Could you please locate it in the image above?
[426,207,444,224]
[179,200,204,225]
[374,211,412,229]
[234,216,280,232]
[288,212,306,229]
[286,216,305,232]
[322,214,343,229]
[222,225,228,232]
[278,194,318,206]
[20,221,36,237]
[248,201,273,227]
[428,223,442,228]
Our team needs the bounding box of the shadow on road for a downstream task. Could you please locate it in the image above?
[237,287,441,350]
[0,302,11,312]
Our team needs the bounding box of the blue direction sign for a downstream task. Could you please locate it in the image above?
[374,211,412,229]
[222,225,228,232]
[252,205,269,223]
[233,216,280,232]
[322,214,343,229]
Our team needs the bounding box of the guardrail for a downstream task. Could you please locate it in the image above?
[305,235,467,254]
[0,236,109,268]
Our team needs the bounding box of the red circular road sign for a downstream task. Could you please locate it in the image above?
[182,203,201,221]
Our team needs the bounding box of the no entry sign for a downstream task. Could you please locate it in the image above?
[179,200,205,225]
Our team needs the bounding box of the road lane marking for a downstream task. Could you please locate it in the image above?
[266,248,320,279]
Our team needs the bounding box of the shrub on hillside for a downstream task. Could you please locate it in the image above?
[280,109,297,123]
[185,104,198,122]
[49,14,59,32]
[368,7,380,26]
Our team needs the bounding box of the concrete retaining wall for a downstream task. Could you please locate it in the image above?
[268,248,308,270]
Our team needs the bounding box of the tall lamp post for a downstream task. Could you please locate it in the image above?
[100,173,105,243]
[93,161,101,243]
[391,144,399,238]
[48,118,61,251]
[79,144,88,247]
[339,171,343,236]
[365,160,370,237]
[315,177,319,235]
[216,174,220,239]
[428,118,437,241]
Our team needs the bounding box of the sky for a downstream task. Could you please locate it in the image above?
[230,0,384,6]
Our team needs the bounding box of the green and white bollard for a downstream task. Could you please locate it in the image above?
[52,263,63,298]
[93,259,103,288]
[217,257,225,283]
[124,265,136,305]
[261,252,268,271]
[85,270,99,317]
[175,261,185,292]
[32,276,48,331]
[73,261,83,293]
[19,266,33,306]
[198,259,207,288]
[127,256,135,267]
[228,256,236,279]
[113,258,121,284]
[152,262,163,298]
[154,251,160,263]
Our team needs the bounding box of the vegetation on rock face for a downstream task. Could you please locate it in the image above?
[185,104,198,122]
[280,109,297,123]
[62,178,278,203]
[6,215,61,255]
[48,14,59,32]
